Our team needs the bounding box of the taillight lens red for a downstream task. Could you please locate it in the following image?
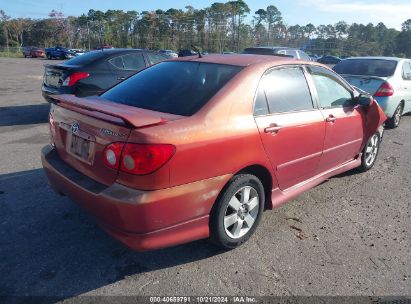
[120,143,175,175]
[103,142,124,170]
[63,72,90,86]
[103,143,175,175]
[374,82,394,97]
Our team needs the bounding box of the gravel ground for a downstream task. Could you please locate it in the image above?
[0,57,410,302]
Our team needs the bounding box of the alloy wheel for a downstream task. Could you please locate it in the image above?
[393,104,402,126]
[223,186,260,239]
[364,134,379,167]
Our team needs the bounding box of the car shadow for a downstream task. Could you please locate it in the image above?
[0,169,224,301]
[334,167,361,178]
[0,103,50,127]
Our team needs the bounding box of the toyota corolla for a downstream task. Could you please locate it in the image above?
[42,55,386,251]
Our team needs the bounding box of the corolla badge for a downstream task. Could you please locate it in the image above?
[71,122,80,134]
[100,128,125,138]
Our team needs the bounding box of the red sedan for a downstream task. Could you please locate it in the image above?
[42,55,386,251]
[23,47,45,58]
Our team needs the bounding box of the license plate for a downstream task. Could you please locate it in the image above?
[69,135,90,161]
[46,76,60,87]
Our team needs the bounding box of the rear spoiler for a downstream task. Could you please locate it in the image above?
[340,74,387,81]
[44,64,80,70]
[50,94,180,129]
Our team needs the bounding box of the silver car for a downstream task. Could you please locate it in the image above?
[159,49,178,58]
[333,57,411,128]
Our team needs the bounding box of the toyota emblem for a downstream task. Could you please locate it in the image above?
[71,122,80,134]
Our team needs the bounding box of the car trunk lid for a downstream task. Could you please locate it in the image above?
[43,64,80,88]
[341,74,388,95]
[49,94,182,186]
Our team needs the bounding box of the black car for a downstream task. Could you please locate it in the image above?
[178,49,198,57]
[242,47,312,61]
[42,49,168,101]
[317,55,342,65]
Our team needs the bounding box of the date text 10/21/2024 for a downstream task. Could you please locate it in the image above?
[149,296,257,303]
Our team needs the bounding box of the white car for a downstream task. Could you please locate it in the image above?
[333,57,411,128]
[70,49,86,56]
[159,50,178,58]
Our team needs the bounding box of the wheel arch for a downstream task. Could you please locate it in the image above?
[399,100,405,113]
[236,165,273,210]
[212,164,274,211]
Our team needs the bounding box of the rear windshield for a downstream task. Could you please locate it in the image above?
[101,61,243,116]
[64,51,106,66]
[333,59,397,77]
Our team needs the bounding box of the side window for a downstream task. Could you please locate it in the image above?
[298,51,311,61]
[147,52,168,64]
[402,61,411,80]
[309,66,353,108]
[262,67,314,113]
[122,53,146,70]
[286,50,298,58]
[109,56,124,69]
[254,84,269,116]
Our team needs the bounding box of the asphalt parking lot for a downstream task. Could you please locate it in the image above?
[0,57,410,300]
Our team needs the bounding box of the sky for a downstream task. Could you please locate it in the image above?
[1,0,410,30]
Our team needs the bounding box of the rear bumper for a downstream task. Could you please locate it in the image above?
[42,84,74,102]
[41,145,231,251]
[374,96,399,118]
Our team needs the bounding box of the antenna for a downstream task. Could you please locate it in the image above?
[191,45,202,58]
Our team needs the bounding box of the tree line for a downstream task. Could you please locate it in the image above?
[1,1,411,57]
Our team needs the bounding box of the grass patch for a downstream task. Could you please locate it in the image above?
[0,51,23,58]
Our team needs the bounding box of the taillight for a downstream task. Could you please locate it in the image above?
[103,142,124,170]
[103,143,175,174]
[374,82,394,97]
[120,144,175,175]
[62,72,89,86]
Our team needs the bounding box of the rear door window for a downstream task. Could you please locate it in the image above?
[122,53,146,70]
[147,52,168,64]
[254,85,269,116]
[286,50,298,58]
[101,61,242,116]
[109,56,124,69]
[262,67,314,113]
[308,66,353,108]
[298,51,311,61]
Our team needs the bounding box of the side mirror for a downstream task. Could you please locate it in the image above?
[356,94,373,107]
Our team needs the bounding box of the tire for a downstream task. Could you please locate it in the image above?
[210,174,265,249]
[46,53,51,60]
[385,103,403,129]
[360,133,380,172]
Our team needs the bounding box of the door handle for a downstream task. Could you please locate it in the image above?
[326,115,337,123]
[264,124,283,134]
[118,76,127,81]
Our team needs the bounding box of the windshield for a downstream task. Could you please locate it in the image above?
[333,59,397,77]
[101,61,243,116]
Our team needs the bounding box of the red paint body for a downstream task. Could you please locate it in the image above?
[41,55,386,251]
